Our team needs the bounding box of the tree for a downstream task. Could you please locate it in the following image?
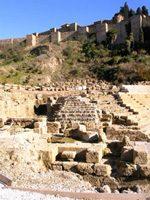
[142,6,149,16]
[129,9,135,17]
[106,28,118,48]
[136,7,142,15]
[120,2,129,19]
[139,27,144,45]
[128,32,134,50]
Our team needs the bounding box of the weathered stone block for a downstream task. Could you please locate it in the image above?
[86,146,103,163]
[78,124,86,132]
[94,164,111,176]
[140,164,150,177]
[39,146,58,168]
[63,161,78,172]
[117,161,138,177]
[133,145,148,164]
[61,151,76,161]
[121,146,133,161]
[76,163,94,175]
[34,122,42,128]
[47,122,61,133]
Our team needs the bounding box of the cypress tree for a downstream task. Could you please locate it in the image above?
[136,7,142,15]
[129,9,135,17]
[139,27,144,45]
[142,6,149,16]
[120,2,129,19]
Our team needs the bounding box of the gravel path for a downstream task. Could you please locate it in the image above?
[0,184,83,200]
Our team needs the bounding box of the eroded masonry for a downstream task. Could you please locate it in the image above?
[0,80,150,191]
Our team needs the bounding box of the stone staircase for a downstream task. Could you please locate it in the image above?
[53,96,100,124]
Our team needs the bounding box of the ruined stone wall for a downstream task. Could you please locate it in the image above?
[26,34,37,47]
[13,38,26,45]
[61,31,77,41]
[109,21,128,44]
[88,25,96,35]
[131,15,142,42]
[36,35,50,43]
[51,31,61,42]
[78,27,89,40]
[96,23,108,43]
[143,16,150,27]
[0,39,13,50]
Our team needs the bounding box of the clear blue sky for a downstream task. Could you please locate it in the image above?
[0,0,150,39]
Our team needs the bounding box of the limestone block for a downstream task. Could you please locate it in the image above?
[133,145,148,164]
[80,131,99,142]
[39,146,58,168]
[63,161,78,172]
[117,161,138,177]
[98,130,107,142]
[34,128,40,134]
[86,146,103,163]
[61,151,76,161]
[34,122,42,128]
[76,163,94,175]
[94,164,111,176]
[41,126,47,134]
[121,146,133,161]
[140,164,150,177]
[51,161,63,171]
[78,124,86,132]
[47,122,61,133]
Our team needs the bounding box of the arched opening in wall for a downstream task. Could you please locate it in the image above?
[34,104,47,116]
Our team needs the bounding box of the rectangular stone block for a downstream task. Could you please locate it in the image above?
[61,151,76,161]
[94,164,112,176]
[34,122,42,128]
[121,146,133,161]
[86,146,103,163]
[133,145,148,164]
[47,122,61,133]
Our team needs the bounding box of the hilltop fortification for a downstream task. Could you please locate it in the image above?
[0,14,150,50]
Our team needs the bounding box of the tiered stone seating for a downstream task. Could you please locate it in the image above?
[116,86,150,136]
[54,96,99,123]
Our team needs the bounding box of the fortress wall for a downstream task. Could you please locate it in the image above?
[61,31,77,41]
[109,22,128,44]
[88,25,96,35]
[59,26,70,32]
[78,27,89,40]
[143,16,150,27]
[131,15,142,42]
[0,39,13,50]
[13,37,26,45]
[70,23,78,31]
[51,31,61,42]
[26,34,36,47]
[96,23,108,43]
[37,35,50,43]
[38,30,51,36]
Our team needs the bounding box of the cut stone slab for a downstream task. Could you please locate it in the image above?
[80,131,99,142]
[61,151,76,161]
[140,164,150,177]
[47,122,61,133]
[76,162,94,175]
[133,145,148,165]
[63,161,78,172]
[121,146,133,162]
[94,164,111,176]
[86,145,103,163]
